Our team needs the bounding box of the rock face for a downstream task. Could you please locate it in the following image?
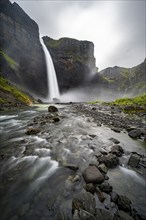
[97,59,146,96]
[0,0,47,97]
[43,36,96,92]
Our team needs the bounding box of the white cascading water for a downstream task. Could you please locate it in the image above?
[40,37,60,102]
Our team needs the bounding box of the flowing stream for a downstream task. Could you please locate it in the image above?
[40,38,60,102]
[0,104,146,220]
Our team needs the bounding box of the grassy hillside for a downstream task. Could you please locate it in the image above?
[111,93,146,106]
[0,75,33,108]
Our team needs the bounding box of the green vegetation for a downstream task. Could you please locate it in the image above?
[0,50,18,69]
[103,76,115,83]
[0,75,32,105]
[112,93,146,106]
[46,38,63,48]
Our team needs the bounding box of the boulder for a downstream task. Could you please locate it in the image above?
[98,163,108,174]
[64,163,79,171]
[82,165,104,184]
[128,153,140,168]
[111,127,121,133]
[111,145,124,157]
[72,190,96,216]
[109,138,120,144]
[100,148,108,155]
[116,195,131,212]
[48,105,58,112]
[128,129,142,139]
[99,182,113,194]
[114,210,134,220]
[73,209,96,220]
[95,208,114,220]
[98,154,119,168]
[84,183,95,194]
[95,187,105,202]
[111,191,119,203]
[25,127,41,135]
[53,117,60,122]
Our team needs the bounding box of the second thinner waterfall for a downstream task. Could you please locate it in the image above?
[40,38,60,102]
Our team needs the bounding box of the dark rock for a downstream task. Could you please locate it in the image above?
[99,182,113,193]
[114,210,134,220]
[64,163,78,171]
[109,138,120,144]
[111,191,119,203]
[116,195,131,212]
[100,148,108,155]
[98,163,108,174]
[48,105,58,112]
[95,208,114,220]
[25,127,41,135]
[72,191,96,216]
[128,153,140,168]
[111,127,121,133]
[37,99,43,103]
[128,129,142,139]
[53,117,60,122]
[73,209,96,220]
[111,145,124,157]
[95,187,105,202]
[84,183,95,194]
[95,152,102,158]
[98,154,119,168]
[82,165,104,184]
[124,106,135,111]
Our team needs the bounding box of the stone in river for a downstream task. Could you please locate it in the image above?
[64,163,79,171]
[84,183,95,194]
[25,127,41,135]
[109,137,120,144]
[128,153,140,168]
[98,154,119,168]
[72,190,96,216]
[114,210,134,220]
[48,105,58,112]
[116,195,132,212]
[99,182,113,194]
[82,165,104,184]
[95,208,113,220]
[98,163,108,174]
[110,145,124,157]
[128,129,142,139]
[73,209,96,220]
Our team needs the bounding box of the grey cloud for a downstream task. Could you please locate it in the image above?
[10,0,145,69]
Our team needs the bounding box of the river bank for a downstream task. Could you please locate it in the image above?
[0,103,145,220]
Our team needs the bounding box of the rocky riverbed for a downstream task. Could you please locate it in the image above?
[0,103,146,220]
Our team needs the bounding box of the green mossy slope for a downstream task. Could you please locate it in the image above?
[0,75,33,107]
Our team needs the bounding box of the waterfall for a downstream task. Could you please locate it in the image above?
[40,37,60,102]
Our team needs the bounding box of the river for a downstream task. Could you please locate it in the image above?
[0,104,145,220]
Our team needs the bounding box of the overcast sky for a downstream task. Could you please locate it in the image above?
[11,0,145,70]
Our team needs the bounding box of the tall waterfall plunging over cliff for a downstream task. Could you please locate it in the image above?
[40,38,60,102]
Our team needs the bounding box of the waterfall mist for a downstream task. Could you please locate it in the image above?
[40,37,60,102]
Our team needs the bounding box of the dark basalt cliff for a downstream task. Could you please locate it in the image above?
[0,0,47,97]
[43,36,96,92]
